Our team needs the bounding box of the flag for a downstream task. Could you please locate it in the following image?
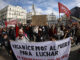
[5,21,7,27]
[58,2,71,17]
[16,24,19,37]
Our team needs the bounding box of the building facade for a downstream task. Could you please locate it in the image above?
[26,12,41,25]
[26,12,32,24]
[47,13,57,26]
[71,7,80,18]
[0,5,27,25]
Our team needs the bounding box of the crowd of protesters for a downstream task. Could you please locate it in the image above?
[0,22,80,60]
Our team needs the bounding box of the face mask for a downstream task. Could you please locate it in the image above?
[19,34,24,37]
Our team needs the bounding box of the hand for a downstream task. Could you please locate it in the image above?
[9,40,12,42]
[70,37,73,40]
[52,38,56,41]
[10,50,12,54]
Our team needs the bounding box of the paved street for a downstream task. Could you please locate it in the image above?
[0,44,80,60]
[69,44,80,60]
[0,47,13,60]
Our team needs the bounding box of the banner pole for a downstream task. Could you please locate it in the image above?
[59,13,60,21]
[58,11,61,27]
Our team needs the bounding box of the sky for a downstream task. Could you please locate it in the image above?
[0,0,80,18]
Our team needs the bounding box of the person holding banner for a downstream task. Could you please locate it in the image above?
[16,29,29,42]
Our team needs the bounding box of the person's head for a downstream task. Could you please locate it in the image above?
[11,26,14,30]
[65,29,69,33]
[3,28,6,32]
[3,33,8,39]
[18,29,24,37]
[78,27,80,30]
[49,36,56,41]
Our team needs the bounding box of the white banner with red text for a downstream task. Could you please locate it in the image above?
[10,37,71,60]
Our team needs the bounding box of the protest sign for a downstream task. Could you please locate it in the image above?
[32,15,47,26]
[10,37,71,60]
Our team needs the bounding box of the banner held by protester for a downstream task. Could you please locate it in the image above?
[10,37,71,60]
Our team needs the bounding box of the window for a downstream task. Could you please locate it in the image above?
[10,8,11,11]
